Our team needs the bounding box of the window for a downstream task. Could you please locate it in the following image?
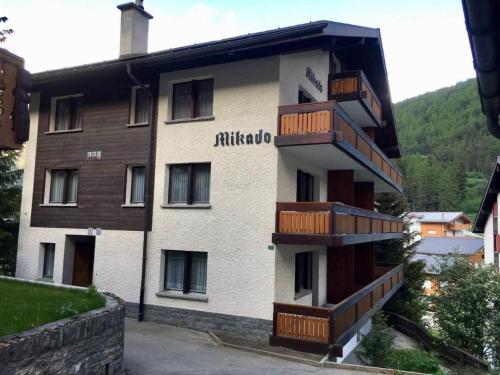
[52,95,83,131]
[297,170,314,202]
[172,79,213,120]
[128,166,146,204]
[42,243,55,278]
[427,230,437,235]
[168,163,210,205]
[130,86,150,124]
[164,250,207,294]
[298,89,314,104]
[48,169,78,204]
[295,251,313,294]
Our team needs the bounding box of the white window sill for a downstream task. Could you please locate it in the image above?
[45,128,83,135]
[125,122,149,127]
[164,116,215,125]
[294,289,312,301]
[161,204,211,209]
[121,203,145,208]
[39,203,78,207]
[156,290,208,302]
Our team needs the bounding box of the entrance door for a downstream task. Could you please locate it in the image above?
[72,243,95,287]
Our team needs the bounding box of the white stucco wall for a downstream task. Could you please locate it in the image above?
[484,209,494,266]
[16,92,143,303]
[146,56,280,321]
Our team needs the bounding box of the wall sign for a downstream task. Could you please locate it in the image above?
[214,129,272,147]
[306,67,323,93]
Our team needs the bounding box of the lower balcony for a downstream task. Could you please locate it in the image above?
[269,263,404,359]
[272,202,403,246]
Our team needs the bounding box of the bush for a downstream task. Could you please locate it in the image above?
[357,312,394,366]
[384,349,445,375]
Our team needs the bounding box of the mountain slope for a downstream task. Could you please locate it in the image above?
[394,79,499,217]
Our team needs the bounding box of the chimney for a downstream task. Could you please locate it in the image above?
[117,0,153,57]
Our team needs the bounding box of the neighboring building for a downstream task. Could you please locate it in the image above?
[408,211,472,240]
[15,1,404,361]
[473,157,500,271]
[415,237,484,295]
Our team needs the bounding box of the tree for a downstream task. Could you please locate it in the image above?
[375,192,427,322]
[434,256,500,364]
[357,311,394,366]
[0,16,13,43]
[0,151,22,275]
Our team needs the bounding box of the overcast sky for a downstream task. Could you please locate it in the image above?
[3,0,475,102]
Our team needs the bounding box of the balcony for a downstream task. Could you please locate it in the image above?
[270,264,404,359]
[274,101,402,193]
[329,70,382,128]
[272,202,403,246]
[446,223,470,231]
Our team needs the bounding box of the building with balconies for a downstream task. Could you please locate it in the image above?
[15,1,404,362]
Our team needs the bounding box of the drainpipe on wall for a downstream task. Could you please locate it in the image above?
[126,63,154,322]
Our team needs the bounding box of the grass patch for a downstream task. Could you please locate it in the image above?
[384,349,446,375]
[0,279,105,337]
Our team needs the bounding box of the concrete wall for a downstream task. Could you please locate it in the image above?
[0,286,124,375]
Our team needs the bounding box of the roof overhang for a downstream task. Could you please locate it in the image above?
[32,20,400,157]
[473,156,500,232]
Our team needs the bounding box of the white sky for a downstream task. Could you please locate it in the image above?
[2,0,475,102]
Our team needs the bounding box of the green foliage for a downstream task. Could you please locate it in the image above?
[374,193,427,322]
[357,311,395,366]
[434,256,500,363]
[0,16,13,43]
[0,278,105,336]
[395,79,496,217]
[383,349,445,375]
[0,151,22,276]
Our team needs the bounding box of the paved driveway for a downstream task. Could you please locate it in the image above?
[124,318,370,375]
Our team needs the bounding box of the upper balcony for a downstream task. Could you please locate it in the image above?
[329,70,382,128]
[272,202,403,246]
[275,101,403,193]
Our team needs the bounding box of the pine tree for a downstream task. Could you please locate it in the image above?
[357,311,394,366]
[0,151,22,275]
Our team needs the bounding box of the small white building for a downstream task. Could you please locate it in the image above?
[473,157,500,271]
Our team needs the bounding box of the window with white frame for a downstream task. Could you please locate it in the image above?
[172,79,213,120]
[124,165,146,205]
[167,163,210,205]
[164,250,207,294]
[42,243,55,278]
[50,94,83,132]
[45,169,79,204]
[130,86,150,125]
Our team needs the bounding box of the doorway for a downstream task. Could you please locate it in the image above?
[62,235,95,287]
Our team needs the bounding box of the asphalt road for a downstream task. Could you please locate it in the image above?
[124,318,372,375]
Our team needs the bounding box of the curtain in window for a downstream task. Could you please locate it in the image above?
[66,170,78,203]
[49,170,66,203]
[172,82,193,119]
[70,96,83,129]
[131,166,145,203]
[55,98,71,131]
[134,89,150,123]
[190,252,207,293]
[165,251,185,290]
[196,79,213,117]
[169,165,189,203]
[192,164,210,204]
[43,244,55,278]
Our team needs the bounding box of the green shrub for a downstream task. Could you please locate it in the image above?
[357,312,394,366]
[384,349,445,375]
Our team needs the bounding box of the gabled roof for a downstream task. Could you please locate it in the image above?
[412,253,454,274]
[416,237,484,256]
[473,156,500,232]
[409,212,472,224]
[31,20,400,158]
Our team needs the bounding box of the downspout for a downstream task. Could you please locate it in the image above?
[126,63,154,322]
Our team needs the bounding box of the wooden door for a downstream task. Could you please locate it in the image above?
[72,243,94,287]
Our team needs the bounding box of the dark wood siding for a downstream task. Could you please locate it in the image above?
[30,73,157,231]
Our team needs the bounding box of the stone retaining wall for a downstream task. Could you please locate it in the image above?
[0,291,125,375]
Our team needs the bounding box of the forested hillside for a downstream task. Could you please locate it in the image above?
[394,78,500,219]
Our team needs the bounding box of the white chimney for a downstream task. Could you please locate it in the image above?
[117,0,153,57]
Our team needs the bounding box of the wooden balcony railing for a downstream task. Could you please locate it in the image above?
[276,101,403,189]
[270,263,404,359]
[446,223,470,231]
[273,202,403,246]
[330,70,382,124]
